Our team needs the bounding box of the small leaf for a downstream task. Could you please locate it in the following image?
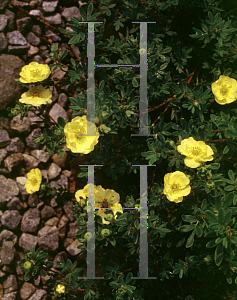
[40,269,47,276]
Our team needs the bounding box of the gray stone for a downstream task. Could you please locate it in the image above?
[42,0,58,12]
[10,114,31,133]
[1,210,22,230]
[0,130,10,148]
[0,269,5,277]
[47,162,61,180]
[21,208,40,233]
[53,251,67,269]
[40,169,48,181]
[0,240,15,265]
[6,197,24,210]
[51,66,68,80]
[31,149,50,163]
[37,225,59,251]
[20,282,36,300]
[49,103,68,124]
[16,17,32,34]
[5,9,15,31]
[26,31,41,46]
[58,92,68,107]
[0,0,10,10]
[66,239,82,256]
[63,201,75,222]
[44,13,62,25]
[4,153,24,172]
[19,233,38,252]
[52,150,68,169]
[0,32,8,51]
[3,274,18,294]
[45,28,61,42]
[29,10,44,20]
[7,30,28,45]
[0,148,7,164]
[0,168,10,175]
[48,85,58,102]
[67,220,80,239]
[50,174,68,190]
[45,216,59,226]
[0,117,11,132]
[62,6,81,22]
[28,45,39,57]
[6,137,25,153]
[38,45,49,58]
[22,154,39,171]
[62,169,72,177]
[0,175,19,207]
[27,110,44,127]
[1,291,17,300]
[30,55,44,64]
[41,205,56,219]
[28,193,40,208]
[40,274,51,285]
[16,176,28,200]
[26,128,43,149]
[0,15,8,31]
[31,24,42,36]
[0,229,17,246]
[0,54,25,110]
[33,276,40,287]
[28,289,47,300]
[8,44,30,54]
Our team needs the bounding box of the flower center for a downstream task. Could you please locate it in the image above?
[101,199,109,208]
[171,183,179,192]
[30,69,41,77]
[220,85,228,96]
[75,129,87,144]
[31,178,38,185]
[30,89,40,98]
[191,146,201,156]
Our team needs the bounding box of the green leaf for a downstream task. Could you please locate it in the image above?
[40,269,47,276]
[195,224,203,237]
[179,224,195,232]
[132,77,138,87]
[206,239,216,248]
[186,229,196,248]
[182,215,197,223]
[228,170,235,182]
[205,210,217,222]
[125,272,133,284]
[214,243,224,266]
[79,6,87,21]
[87,3,94,18]
[57,117,66,127]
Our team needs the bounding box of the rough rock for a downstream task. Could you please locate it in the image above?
[57,214,68,239]
[16,17,32,34]
[0,130,10,148]
[0,32,8,51]
[0,240,15,265]
[16,176,28,200]
[53,251,67,269]
[21,208,40,233]
[25,128,43,149]
[45,217,59,227]
[0,175,19,207]
[7,30,29,46]
[28,45,40,56]
[5,9,15,31]
[30,55,45,64]
[1,291,17,300]
[62,6,81,22]
[6,137,25,153]
[10,114,31,133]
[37,225,59,251]
[6,197,24,210]
[50,174,68,190]
[31,24,42,36]
[27,289,47,300]
[51,66,68,80]
[19,233,38,251]
[49,103,69,124]
[20,282,36,300]
[2,274,18,294]
[67,220,81,239]
[0,230,17,246]
[1,210,22,230]
[27,110,45,127]
[45,28,61,42]
[0,149,7,164]
[47,162,61,180]
[0,54,24,110]
[40,205,56,220]
[63,201,75,222]
[4,153,24,172]
[0,15,8,31]
[30,149,50,163]
[22,153,39,171]
[52,150,68,169]
[58,92,68,107]
[0,0,11,11]
[64,237,73,248]
[26,31,41,46]
[28,193,40,208]
[42,0,58,12]
[66,239,82,256]
[29,10,44,20]
[44,13,62,25]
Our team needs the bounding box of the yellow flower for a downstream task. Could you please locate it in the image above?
[19,85,52,106]
[64,115,99,154]
[75,183,96,207]
[94,185,123,224]
[56,284,65,294]
[177,137,214,168]
[211,75,237,105]
[163,171,191,203]
[25,168,42,194]
[19,62,51,83]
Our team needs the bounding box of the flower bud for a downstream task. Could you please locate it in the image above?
[56,284,66,294]
[204,255,212,262]
[24,261,32,269]
[84,232,93,240]
[105,214,114,222]
[101,229,111,237]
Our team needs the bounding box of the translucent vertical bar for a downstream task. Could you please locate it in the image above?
[131,21,156,137]
[131,164,157,279]
[78,164,103,280]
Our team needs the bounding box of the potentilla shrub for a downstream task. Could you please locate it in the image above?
[12,0,237,299]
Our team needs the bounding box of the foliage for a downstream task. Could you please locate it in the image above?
[15,0,237,299]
